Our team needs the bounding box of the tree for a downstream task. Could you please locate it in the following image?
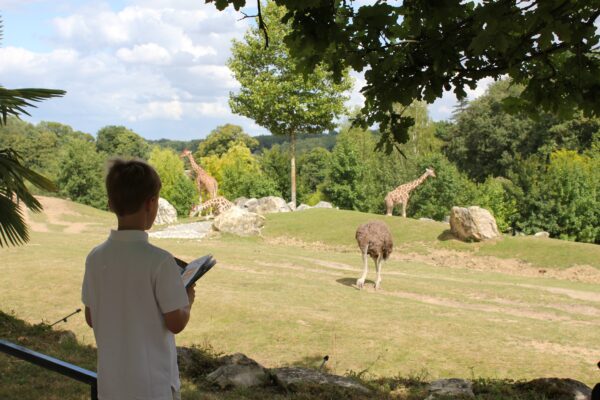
[408,154,478,221]
[259,144,290,200]
[442,79,600,181]
[203,143,279,199]
[442,80,554,181]
[227,1,352,208]
[323,127,376,211]
[509,150,599,243]
[196,124,259,158]
[297,147,331,204]
[56,138,106,210]
[0,16,65,246]
[96,125,150,159]
[148,147,198,216]
[209,0,600,152]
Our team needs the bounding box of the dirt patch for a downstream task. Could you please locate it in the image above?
[380,289,599,325]
[266,236,600,284]
[22,196,94,234]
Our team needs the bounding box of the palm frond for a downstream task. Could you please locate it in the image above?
[0,148,56,209]
[0,149,57,246]
[0,194,28,246]
[0,87,66,125]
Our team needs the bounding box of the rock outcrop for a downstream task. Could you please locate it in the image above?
[206,353,270,389]
[449,206,500,242]
[154,198,177,225]
[212,206,265,236]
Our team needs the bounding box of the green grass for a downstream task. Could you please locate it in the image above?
[264,209,600,270]
[1,199,600,399]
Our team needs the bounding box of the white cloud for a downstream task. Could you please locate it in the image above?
[116,43,172,65]
[0,1,256,139]
[133,99,184,121]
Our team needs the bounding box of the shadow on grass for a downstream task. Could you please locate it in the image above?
[437,229,456,241]
[336,277,376,290]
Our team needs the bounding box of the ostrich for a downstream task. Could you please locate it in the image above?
[355,221,393,290]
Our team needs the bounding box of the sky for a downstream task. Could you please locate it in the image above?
[0,0,490,141]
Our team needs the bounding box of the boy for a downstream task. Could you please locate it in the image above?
[82,159,195,400]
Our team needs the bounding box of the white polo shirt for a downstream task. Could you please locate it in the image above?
[82,230,189,400]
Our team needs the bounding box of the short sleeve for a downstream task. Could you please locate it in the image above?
[82,257,94,307]
[155,257,189,314]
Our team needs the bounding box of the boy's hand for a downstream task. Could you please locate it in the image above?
[186,283,196,305]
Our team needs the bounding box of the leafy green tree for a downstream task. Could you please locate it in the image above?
[547,112,600,154]
[509,150,599,243]
[297,147,330,204]
[408,154,478,221]
[323,127,376,211]
[56,138,106,210]
[393,101,441,158]
[96,125,149,159]
[148,147,198,216]
[259,144,290,200]
[442,80,555,182]
[474,177,518,233]
[0,16,64,246]
[196,124,259,158]
[227,1,352,208]
[216,143,279,199]
[211,0,600,152]
[38,121,94,145]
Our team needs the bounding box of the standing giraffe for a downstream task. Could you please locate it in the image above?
[385,168,436,217]
[180,149,218,200]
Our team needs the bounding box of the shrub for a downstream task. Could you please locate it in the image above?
[408,154,478,220]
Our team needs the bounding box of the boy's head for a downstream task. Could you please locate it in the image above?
[106,159,162,227]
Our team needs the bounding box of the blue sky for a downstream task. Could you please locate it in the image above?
[0,0,488,141]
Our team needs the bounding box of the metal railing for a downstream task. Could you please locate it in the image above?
[0,339,97,400]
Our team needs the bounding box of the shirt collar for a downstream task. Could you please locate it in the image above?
[108,229,149,242]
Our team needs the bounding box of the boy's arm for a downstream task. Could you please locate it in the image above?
[85,306,93,328]
[163,284,195,334]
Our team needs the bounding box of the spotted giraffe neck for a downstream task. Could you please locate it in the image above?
[185,153,204,174]
[403,171,430,192]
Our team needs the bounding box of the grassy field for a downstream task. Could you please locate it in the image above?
[1,197,599,398]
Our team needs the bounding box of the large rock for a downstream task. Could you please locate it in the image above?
[425,378,474,399]
[534,231,550,238]
[313,201,333,209]
[255,196,291,214]
[449,206,500,242]
[154,198,177,225]
[234,197,249,208]
[521,378,591,400]
[206,353,270,389]
[212,206,265,236]
[271,367,370,394]
[296,204,312,211]
[242,198,259,213]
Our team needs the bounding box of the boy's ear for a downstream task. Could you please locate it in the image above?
[146,195,158,210]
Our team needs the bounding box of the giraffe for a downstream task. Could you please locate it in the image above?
[385,168,436,217]
[189,196,233,217]
[180,149,218,201]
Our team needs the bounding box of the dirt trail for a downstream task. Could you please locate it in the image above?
[22,196,94,234]
[265,236,600,285]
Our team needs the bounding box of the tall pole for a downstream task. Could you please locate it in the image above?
[290,129,296,209]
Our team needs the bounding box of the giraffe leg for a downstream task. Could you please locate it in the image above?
[402,201,407,218]
[356,245,369,289]
[375,257,384,290]
[385,198,393,216]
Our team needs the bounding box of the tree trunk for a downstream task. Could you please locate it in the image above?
[290,130,296,209]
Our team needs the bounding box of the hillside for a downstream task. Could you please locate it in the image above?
[1,197,599,399]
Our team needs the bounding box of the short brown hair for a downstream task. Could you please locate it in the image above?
[105,158,162,216]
